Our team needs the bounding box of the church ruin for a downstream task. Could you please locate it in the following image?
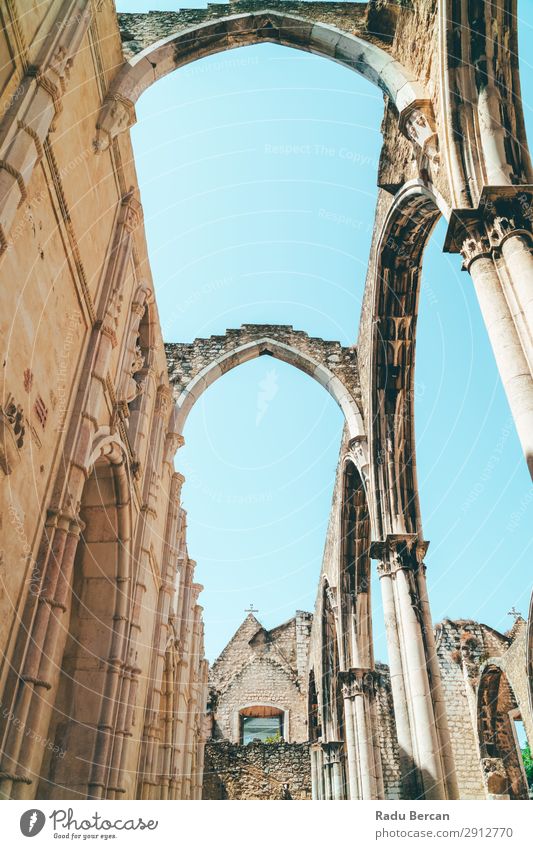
[0,0,532,801]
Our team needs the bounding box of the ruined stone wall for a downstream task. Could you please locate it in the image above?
[374,663,402,799]
[434,620,506,799]
[165,324,360,406]
[209,614,311,744]
[202,741,311,799]
[495,621,533,751]
[118,2,380,60]
[434,619,533,800]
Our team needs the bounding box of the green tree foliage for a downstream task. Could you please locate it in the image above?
[522,744,533,789]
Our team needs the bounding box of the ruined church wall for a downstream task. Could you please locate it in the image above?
[0,1,207,799]
[202,741,311,800]
[213,656,308,744]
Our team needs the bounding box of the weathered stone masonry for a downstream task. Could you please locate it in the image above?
[0,0,532,801]
[202,612,313,799]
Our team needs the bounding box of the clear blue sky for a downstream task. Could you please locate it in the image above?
[118,1,533,662]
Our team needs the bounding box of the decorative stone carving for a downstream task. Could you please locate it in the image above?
[371,534,428,576]
[456,206,533,271]
[401,103,440,169]
[122,190,144,233]
[459,232,492,272]
[94,95,136,152]
[340,668,376,699]
[0,395,25,475]
[348,435,370,486]
[325,584,338,612]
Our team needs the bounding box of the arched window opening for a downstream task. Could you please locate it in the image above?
[308,670,321,744]
[477,665,531,800]
[38,455,131,799]
[322,585,343,742]
[239,706,284,744]
[340,461,371,669]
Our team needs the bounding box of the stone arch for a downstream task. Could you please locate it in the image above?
[321,581,343,744]
[95,10,432,154]
[38,436,133,800]
[307,669,321,744]
[477,663,531,800]
[236,702,288,744]
[339,458,373,672]
[165,325,364,439]
[320,580,348,798]
[364,181,460,800]
[366,181,444,539]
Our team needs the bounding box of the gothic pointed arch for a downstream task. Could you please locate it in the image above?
[165,325,364,440]
[96,10,433,157]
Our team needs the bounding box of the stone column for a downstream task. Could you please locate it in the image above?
[310,744,320,800]
[373,535,455,800]
[5,507,84,800]
[375,550,419,799]
[329,743,344,800]
[459,223,533,478]
[499,231,533,364]
[340,682,359,800]
[322,745,332,800]
[342,669,382,800]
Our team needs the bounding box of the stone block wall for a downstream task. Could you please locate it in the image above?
[202,741,311,800]
[209,613,311,743]
[374,663,402,799]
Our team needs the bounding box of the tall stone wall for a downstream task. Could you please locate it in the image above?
[0,0,207,800]
[202,741,311,800]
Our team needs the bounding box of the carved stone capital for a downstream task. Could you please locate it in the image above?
[164,431,184,465]
[444,187,533,269]
[459,229,492,272]
[481,757,508,796]
[340,667,376,699]
[321,741,343,764]
[347,434,370,485]
[371,534,429,577]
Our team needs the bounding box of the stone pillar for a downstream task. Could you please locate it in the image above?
[340,683,359,800]
[456,215,533,478]
[375,551,419,799]
[342,668,382,800]
[499,232,533,364]
[3,507,84,800]
[310,744,320,800]
[329,743,344,800]
[373,535,455,800]
[137,473,184,799]
[322,744,332,800]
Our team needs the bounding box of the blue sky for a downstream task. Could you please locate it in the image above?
[119,1,533,662]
